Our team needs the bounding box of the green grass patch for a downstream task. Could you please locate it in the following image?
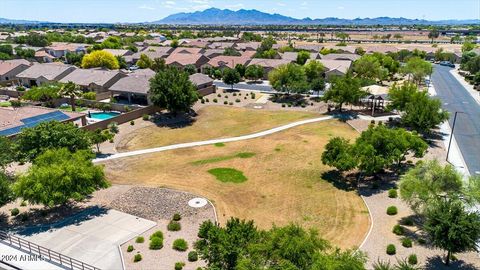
[214,142,226,147]
[208,168,247,183]
[191,152,255,165]
[0,101,11,107]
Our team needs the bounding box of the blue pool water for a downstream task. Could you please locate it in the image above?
[89,112,120,120]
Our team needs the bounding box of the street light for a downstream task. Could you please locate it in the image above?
[446,111,465,162]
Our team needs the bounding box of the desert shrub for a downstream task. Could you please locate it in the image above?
[188,251,198,262]
[224,95,228,98]
[10,208,19,216]
[173,213,181,221]
[388,189,398,198]
[175,262,185,270]
[20,201,27,207]
[402,238,413,248]
[127,245,134,252]
[213,98,218,103]
[233,93,237,96]
[150,231,164,240]
[235,99,240,103]
[229,102,233,105]
[135,236,144,243]
[224,101,228,105]
[168,220,181,231]
[149,236,163,250]
[251,93,256,99]
[392,225,404,235]
[172,239,188,251]
[130,120,135,125]
[386,244,396,255]
[201,99,205,104]
[408,254,418,265]
[387,206,398,215]
[142,114,150,121]
[133,254,142,262]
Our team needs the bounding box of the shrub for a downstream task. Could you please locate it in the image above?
[386,244,396,255]
[224,101,228,105]
[217,94,221,97]
[168,220,181,231]
[20,201,27,207]
[172,239,188,251]
[123,105,131,112]
[173,213,181,221]
[229,102,233,105]
[127,245,134,252]
[402,238,413,248]
[16,86,25,92]
[10,100,22,107]
[135,236,144,243]
[149,236,163,250]
[20,213,28,222]
[235,99,240,103]
[130,120,135,125]
[205,98,209,102]
[387,206,398,215]
[10,208,19,216]
[388,189,398,198]
[133,254,142,262]
[175,262,185,270]
[418,238,426,245]
[142,114,150,121]
[251,93,256,99]
[188,251,198,262]
[224,95,228,98]
[82,92,96,100]
[233,93,237,96]
[402,217,414,226]
[392,225,404,235]
[150,231,164,240]
[201,99,205,104]
[213,98,218,103]
[282,104,286,107]
[408,254,418,265]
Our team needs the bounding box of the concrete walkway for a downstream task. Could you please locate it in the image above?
[94,116,333,162]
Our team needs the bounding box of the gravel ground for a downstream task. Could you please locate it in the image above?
[113,187,216,270]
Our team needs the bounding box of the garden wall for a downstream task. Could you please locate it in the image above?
[0,89,25,98]
[53,98,142,113]
[198,85,216,96]
[81,106,160,131]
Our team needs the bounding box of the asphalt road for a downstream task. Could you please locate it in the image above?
[431,65,480,175]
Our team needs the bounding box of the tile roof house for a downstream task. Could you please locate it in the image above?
[165,53,210,70]
[203,49,225,59]
[16,63,76,87]
[189,73,215,96]
[280,52,321,62]
[208,42,236,50]
[131,46,175,62]
[317,59,352,79]
[320,53,360,61]
[108,72,154,104]
[59,68,126,93]
[0,59,31,85]
[235,42,261,52]
[102,49,133,57]
[35,50,56,63]
[203,55,252,69]
[247,58,293,79]
[170,47,205,55]
[45,42,88,58]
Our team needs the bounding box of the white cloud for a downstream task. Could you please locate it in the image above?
[226,3,245,10]
[138,4,156,10]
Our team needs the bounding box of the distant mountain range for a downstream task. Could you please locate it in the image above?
[153,8,480,25]
[0,8,478,26]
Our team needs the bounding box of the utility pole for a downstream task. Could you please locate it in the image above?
[446,111,464,162]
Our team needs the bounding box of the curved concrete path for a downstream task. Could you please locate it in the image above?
[94,116,333,162]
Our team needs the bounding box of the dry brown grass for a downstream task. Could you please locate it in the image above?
[103,119,370,249]
[116,106,321,151]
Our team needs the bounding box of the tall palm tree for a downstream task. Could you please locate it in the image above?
[60,81,82,112]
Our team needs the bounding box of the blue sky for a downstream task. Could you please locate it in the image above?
[1,0,479,23]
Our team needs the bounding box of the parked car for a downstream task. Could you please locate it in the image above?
[439,61,455,68]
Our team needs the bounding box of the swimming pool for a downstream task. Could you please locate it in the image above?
[89,112,121,120]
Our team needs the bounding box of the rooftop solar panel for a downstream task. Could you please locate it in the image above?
[0,110,71,137]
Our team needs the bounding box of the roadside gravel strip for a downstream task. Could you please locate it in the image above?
[94,116,333,162]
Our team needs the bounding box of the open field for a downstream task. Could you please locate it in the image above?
[116,106,321,151]
[103,119,370,248]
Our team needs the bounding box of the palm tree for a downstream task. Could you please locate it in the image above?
[60,81,82,112]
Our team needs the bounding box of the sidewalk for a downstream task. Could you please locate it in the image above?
[450,68,480,106]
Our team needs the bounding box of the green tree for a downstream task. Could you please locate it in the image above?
[15,121,94,162]
[461,41,476,53]
[353,55,386,82]
[235,64,246,78]
[401,91,449,133]
[81,50,119,69]
[401,57,433,85]
[304,60,326,92]
[321,137,357,172]
[386,83,419,111]
[424,198,480,266]
[149,67,199,114]
[116,55,127,69]
[60,81,82,112]
[223,47,241,56]
[0,44,13,56]
[14,48,35,59]
[255,36,277,59]
[268,63,309,94]
[21,82,62,106]
[0,136,15,170]
[428,28,440,43]
[136,53,153,69]
[184,64,197,75]
[335,32,350,42]
[171,39,179,48]
[296,51,311,65]
[0,173,13,207]
[323,75,366,111]
[245,65,264,81]
[65,52,84,66]
[13,148,108,207]
[90,129,114,153]
[222,68,241,90]
[151,57,167,72]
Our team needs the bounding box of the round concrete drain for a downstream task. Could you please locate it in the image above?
[188,198,208,208]
[253,105,263,109]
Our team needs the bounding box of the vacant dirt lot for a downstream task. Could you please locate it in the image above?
[102,119,370,249]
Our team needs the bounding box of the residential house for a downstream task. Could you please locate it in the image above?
[35,50,56,63]
[59,68,126,97]
[203,55,252,70]
[15,63,76,87]
[102,49,133,57]
[280,52,321,62]
[320,53,360,62]
[108,72,154,105]
[189,73,215,96]
[165,53,210,70]
[45,42,88,58]
[235,42,261,52]
[203,49,225,59]
[132,46,175,63]
[247,58,293,79]
[317,59,352,79]
[0,59,31,85]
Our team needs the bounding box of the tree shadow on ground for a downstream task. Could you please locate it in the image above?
[423,129,446,149]
[151,110,197,129]
[0,212,8,228]
[268,94,309,106]
[8,205,109,236]
[425,256,478,270]
[321,170,358,191]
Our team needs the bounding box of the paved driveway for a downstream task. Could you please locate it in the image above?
[431,65,480,175]
[17,209,156,270]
